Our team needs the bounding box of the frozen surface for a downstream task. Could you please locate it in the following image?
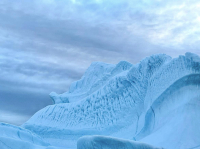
[22,52,200,149]
[0,123,64,149]
[136,75,200,149]
[77,135,162,149]
[3,52,200,149]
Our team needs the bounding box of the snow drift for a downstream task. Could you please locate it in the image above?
[1,52,200,149]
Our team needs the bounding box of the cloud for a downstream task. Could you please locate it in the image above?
[0,110,30,126]
[0,0,200,125]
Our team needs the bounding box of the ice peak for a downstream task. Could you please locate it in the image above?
[185,52,200,63]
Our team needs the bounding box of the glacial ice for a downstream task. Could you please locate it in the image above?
[1,52,200,149]
[0,123,64,149]
[77,135,163,149]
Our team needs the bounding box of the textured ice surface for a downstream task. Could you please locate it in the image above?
[2,52,200,149]
[77,135,163,149]
[49,61,131,104]
[21,53,200,149]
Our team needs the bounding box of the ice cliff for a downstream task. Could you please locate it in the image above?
[1,52,200,149]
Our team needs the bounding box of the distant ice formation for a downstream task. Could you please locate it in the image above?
[1,52,200,149]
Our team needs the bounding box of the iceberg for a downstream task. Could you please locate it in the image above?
[1,52,200,149]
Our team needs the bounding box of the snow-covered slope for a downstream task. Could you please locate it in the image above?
[21,52,200,149]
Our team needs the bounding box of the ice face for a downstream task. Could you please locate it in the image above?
[2,52,199,149]
[135,74,200,149]
[49,62,116,104]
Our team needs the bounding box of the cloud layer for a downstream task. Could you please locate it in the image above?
[0,0,200,125]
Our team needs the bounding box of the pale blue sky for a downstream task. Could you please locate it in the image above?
[0,0,200,125]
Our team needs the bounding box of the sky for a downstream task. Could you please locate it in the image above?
[0,0,200,125]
